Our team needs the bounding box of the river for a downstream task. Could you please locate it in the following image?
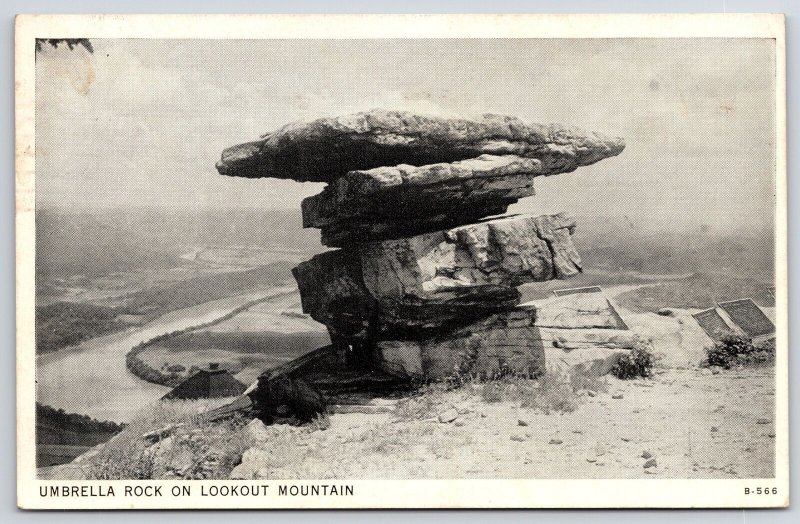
[35,288,292,423]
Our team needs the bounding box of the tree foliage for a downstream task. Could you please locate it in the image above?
[35,302,126,354]
[36,403,124,435]
[35,38,93,54]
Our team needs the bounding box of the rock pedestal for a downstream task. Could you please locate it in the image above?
[218,110,625,380]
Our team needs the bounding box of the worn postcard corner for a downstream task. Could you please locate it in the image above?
[15,13,788,510]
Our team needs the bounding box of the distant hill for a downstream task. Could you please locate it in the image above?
[571,214,774,280]
[36,207,323,282]
[37,403,124,444]
[37,208,773,284]
[34,208,776,354]
[111,207,322,255]
[37,403,125,467]
[36,210,180,281]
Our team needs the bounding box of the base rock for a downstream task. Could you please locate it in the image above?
[522,292,628,330]
[523,292,637,377]
[545,344,634,378]
[377,307,545,380]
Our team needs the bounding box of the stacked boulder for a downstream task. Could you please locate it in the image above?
[217,110,625,381]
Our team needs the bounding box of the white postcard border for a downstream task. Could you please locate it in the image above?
[15,13,788,509]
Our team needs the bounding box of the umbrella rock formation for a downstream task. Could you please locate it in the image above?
[217,109,625,385]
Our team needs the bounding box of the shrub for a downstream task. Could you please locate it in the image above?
[478,373,532,404]
[480,380,515,403]
[405,363,615,419]
[611,346,655,379]
[706,335,775,369]
[449,343,482,386]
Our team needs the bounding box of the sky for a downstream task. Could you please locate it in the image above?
[35,38,776,232]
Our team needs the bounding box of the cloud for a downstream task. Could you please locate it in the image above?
[34,38,776,232]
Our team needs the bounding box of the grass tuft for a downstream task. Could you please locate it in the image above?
[393,383,450,420]
[477,366,612,414]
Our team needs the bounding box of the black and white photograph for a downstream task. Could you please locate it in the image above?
[15,13,788,509]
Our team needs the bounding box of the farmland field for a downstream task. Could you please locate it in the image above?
[140,330,330,386]
[203,291,321,334]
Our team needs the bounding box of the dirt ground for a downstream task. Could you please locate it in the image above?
[232,366,775,479]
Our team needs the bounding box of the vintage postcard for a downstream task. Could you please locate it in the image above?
[16,13,787,509]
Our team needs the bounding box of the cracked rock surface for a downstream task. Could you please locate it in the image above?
[291,213,581,340]
[359,213,581,309]
[292,249,377,342]
[521,292,628,330]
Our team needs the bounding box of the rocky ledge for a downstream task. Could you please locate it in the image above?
[302,154,542,246]
[292,213,581,340]
[216,109,625,183]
